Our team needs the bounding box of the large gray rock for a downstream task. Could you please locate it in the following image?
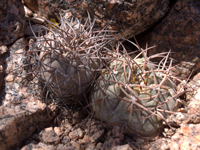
[0,102,58,150]
[23,0,39,12]
[0,0,26,46]
[25,0,169,39]
[135,0,200,72]
[0,38,59,150]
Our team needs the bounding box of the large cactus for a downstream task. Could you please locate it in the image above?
[27,15,115,104]
[90,44,182,137]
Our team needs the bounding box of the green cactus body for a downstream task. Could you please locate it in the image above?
[91,56,180,137]
[31,16,115,102]
[39,41,100,98]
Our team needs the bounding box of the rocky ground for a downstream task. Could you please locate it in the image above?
[0,35,200,150]
[1,0,200,150]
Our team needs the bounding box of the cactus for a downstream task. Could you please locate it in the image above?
[90,41,183,137]
[26,14,116,104]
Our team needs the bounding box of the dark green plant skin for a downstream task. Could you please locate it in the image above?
[91,54,182,137]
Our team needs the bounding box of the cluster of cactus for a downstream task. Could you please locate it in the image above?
[22,14,185,137]
[90,41,183,137]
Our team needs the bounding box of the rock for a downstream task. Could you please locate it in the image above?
[0,0,26,46]
[23,0,39,13]
[0,65,3,90]
[54,127,62,137]
[0,37,60,149]
[102,137,121,150]
[39,127,60,145]
[89,129,105,143]
[61,121,73,135]
[3,38,29,106]
[186,73,200,124]
[0,45,6,91]
[96,142,103,150]
[85,143,95,150]
[56,144,69,150]
[24,24,46,37]
[141,138,171,150]
[72,110,86,125]
[5,74,14,82]
[170,124,200,150]
[112,126,124,139]
[0,101,56,150]
[21,142,55,150]
[78,135,90,144]
[29,0,169,39]
[61,135,70,144]
[165,112,189,127]
[0,45,8,55]
[24,5,34,17]
[69,128,84,140]
[111,144,133,150]
[70,141,81,149]
[171,61,195,78]
[135,0,200,71]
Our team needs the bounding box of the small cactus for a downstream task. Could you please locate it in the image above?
[27,14,116,104]
[90,41,184,137]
